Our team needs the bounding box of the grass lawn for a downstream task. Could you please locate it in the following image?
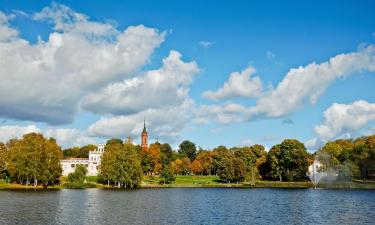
[142,175,246,187]
[174,175,220,185]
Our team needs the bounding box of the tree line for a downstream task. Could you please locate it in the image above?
[0,132,374,188]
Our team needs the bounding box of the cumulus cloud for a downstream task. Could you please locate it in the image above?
[0,3,165,124]
[0,124,95,148]
[81,50,199,115]
[196,103,252,124]
[0,125,40,143]
[202,66,263,100]
[314,100,375,142]
[44,128,96,148]
[251,45,375,118]
[0,12,18,41]
[88,100,194,143]
[199,44,375,126]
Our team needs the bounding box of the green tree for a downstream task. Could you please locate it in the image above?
[0,142,9,179]
[99,140,143,188]
[279,139,309,181]
[266,144,283,181]
[68,164,88,183]
[178,140,197,161]
[160,143,174,167]
[8,133,63,188]
[160,166,175,184]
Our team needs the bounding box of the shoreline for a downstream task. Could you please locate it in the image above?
[2,181,375,190]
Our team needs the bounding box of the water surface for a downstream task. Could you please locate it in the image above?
[0,188,374,225]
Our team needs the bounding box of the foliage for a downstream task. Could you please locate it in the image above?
[99,139,143,188]
[63,144,96,158]
[141,142,162,175]
[7,133,63,188]
[178,140,197,161]
[160,166,175,184]
[0,142,9,179]
[68,164,88,183]
[264,139,309,181]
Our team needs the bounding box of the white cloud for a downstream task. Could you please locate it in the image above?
[81,50,199,115]
[0,3,165,124]
[0,124,96,148]
[199,40,213,48]
[44,128,96,148]
[305,137,319,149]
[88,100,194,143]
[196,103,252,124]
[202,66,263,100]
[251,44,375,118]
[314,100,375,142]
[0,12,18,41]
[0,125,40,143]
[237,138,252,147]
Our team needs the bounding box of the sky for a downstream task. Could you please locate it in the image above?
[0,0,374,151]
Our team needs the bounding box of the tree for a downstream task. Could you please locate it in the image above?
[160,166,175,184]
[215,147,246,183]
[178,140,197,161]
[8,133,63,188]
[140,142,162,175]
[99,140,143,188]
[63,144,97,159]
[278,139,309,181]
[160,143,174,167]
[68,164,88,183]
[266,145,283,181]
[195,151,213,175]
[190,160,203,175]
[0,142,9,179]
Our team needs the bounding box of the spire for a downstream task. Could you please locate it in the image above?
[142,117,147,133]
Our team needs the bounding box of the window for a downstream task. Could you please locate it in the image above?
[71,164,75,168]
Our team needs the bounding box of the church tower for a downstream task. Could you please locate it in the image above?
[141,118,148,149]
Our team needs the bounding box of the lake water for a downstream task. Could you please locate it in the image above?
[0,188,374,225]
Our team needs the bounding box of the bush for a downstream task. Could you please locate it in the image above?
[67,165,88,183]
[160,167,175,184]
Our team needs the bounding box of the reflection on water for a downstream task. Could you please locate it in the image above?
[0,188,374,225]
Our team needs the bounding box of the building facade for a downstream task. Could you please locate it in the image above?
[60,121,149,176]
[61,144,105,176]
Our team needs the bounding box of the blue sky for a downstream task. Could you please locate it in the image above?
[0,1,374,150]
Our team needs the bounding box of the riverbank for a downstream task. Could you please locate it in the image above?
[1,176,375,190]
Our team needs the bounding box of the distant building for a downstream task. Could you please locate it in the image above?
[61,144,105,176]
[60,120,149,176]
[141,118,148,149]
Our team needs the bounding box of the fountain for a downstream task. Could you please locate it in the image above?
[307,160,326,189]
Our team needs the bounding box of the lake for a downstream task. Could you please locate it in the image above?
[0,188,374,225]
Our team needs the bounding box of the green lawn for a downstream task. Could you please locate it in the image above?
[174,175,220,185]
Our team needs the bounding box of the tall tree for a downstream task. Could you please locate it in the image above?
[264,139,310,181]
[8,133,62,187]
[0,142,9,179]
[99,140,142,188]
[178,140,197,161]
[160,143,174,167]
[266,145,283,181]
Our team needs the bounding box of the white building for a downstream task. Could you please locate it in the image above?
[61,144,105,176]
